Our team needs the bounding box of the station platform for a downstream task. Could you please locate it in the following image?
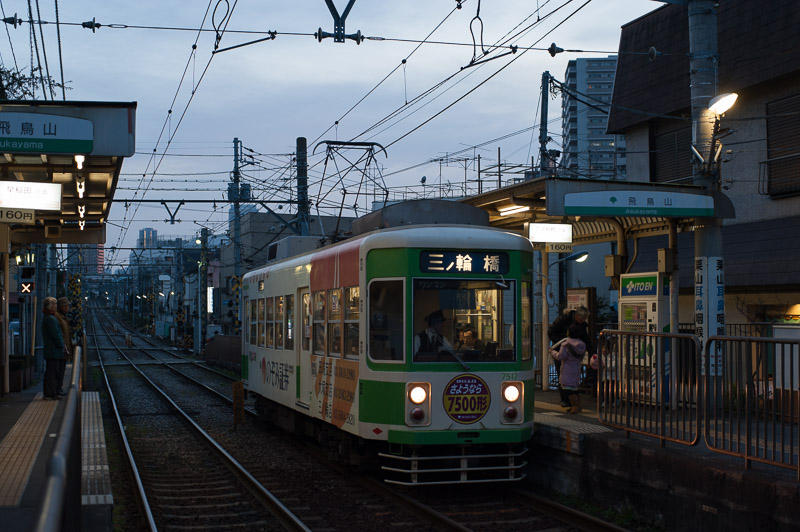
[0,368,70,531]
[530,389,800,531]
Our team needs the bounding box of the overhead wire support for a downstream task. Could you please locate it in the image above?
[316,0,362,44]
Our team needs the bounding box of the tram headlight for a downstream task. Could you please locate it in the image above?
[503,383,521,403]
[409,385,428,404]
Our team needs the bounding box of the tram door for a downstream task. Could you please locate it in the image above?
[298,288,313,406]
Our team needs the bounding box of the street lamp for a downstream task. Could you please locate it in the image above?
[708,92,738,116]
[550,250,589,266]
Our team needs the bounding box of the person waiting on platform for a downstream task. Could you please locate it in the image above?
[41,297,65,400]
[551,324,587,414]
[414,310,454,358]
[55,297,73,395]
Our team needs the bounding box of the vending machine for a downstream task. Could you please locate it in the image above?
[618,272,669,333]
[617,272,670,403]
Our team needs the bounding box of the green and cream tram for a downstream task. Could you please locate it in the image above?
[242,223,534,484]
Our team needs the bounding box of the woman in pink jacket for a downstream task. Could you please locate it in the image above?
[552,324,586,414]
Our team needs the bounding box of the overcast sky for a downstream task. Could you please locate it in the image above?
[1,0,658,262]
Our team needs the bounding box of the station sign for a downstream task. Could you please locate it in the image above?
[420,250,509,274]
[563,190,714,217]
[529,223,572,243]
[0,182,61,211]
[0,112,93,154]
[0,207,35,224]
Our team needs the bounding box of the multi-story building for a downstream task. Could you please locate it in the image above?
[606,0,800,323]
[137,227,158,249]
[561,56,626,179]
[66,244,104,275]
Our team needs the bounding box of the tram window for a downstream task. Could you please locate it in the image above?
[265,297,275,348]
[275,296,284,349]
[285,295,294,350]
[344,287,359,358]
[327,289,342,355]
[302,293,311,351]
[243,297,249,344]
[369,280,404,361]
[413,279,516,363]
[313,291,326,355]
[250,299,258,346]
[521,282,531,360]
[257,298,265,347]
[345,287,359,320]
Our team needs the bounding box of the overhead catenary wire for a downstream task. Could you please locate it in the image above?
[383,0,595,151]
[54,0,65,100]
[0,0,20,74]
[33,0,54,98]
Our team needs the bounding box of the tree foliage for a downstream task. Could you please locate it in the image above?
[0,66,70,100]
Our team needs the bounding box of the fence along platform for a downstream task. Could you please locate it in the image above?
[82,391,113,527]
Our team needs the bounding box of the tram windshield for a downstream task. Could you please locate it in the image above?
[413,278,515,363]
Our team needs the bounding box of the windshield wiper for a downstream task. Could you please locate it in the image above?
[443,350,471,371]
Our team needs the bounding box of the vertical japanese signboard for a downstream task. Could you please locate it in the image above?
[695,257,724,375]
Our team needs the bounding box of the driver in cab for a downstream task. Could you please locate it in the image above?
[414,310,454,357]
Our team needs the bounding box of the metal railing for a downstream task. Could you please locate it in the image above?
[35,345,83,532]
[704,335,800,480]
[596,330,701,446]
[680,322,775,337]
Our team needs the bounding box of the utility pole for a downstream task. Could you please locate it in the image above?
[688,0,725,361]
[497,147,502,189]
[197,228,208,356]
[477,154,482,194]
[230,138,243,335]
[539,71,551,177]
[296,137,310,236]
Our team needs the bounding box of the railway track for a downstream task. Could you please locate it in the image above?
[95,309,626,531]
[89,312,308,531]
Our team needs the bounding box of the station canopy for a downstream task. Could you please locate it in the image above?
[0,101,136,245]
[461,177,735,243]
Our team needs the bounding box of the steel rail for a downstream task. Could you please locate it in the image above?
[91,310,310,531]
[513,489,631,532]
[107,315,237,381]
[102,314,258,416]
[87,315,158,531]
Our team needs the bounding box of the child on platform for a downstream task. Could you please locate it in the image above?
[551,324,587,414]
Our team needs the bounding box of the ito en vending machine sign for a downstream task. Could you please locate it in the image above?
[442,374,491,424]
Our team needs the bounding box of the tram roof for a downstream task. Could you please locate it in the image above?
[460,177,735,244]
[0,100,136,246]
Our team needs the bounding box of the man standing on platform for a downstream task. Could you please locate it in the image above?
[55,297,73,395]
[41,297,65,400]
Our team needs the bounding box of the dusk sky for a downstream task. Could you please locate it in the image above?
[1,0,658,263]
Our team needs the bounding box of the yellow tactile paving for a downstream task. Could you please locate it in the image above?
[0,393,57,506]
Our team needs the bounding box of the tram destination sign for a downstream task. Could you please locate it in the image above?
[420,250,509,274]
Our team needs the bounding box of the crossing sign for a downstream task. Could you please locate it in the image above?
[20,282,34,294]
